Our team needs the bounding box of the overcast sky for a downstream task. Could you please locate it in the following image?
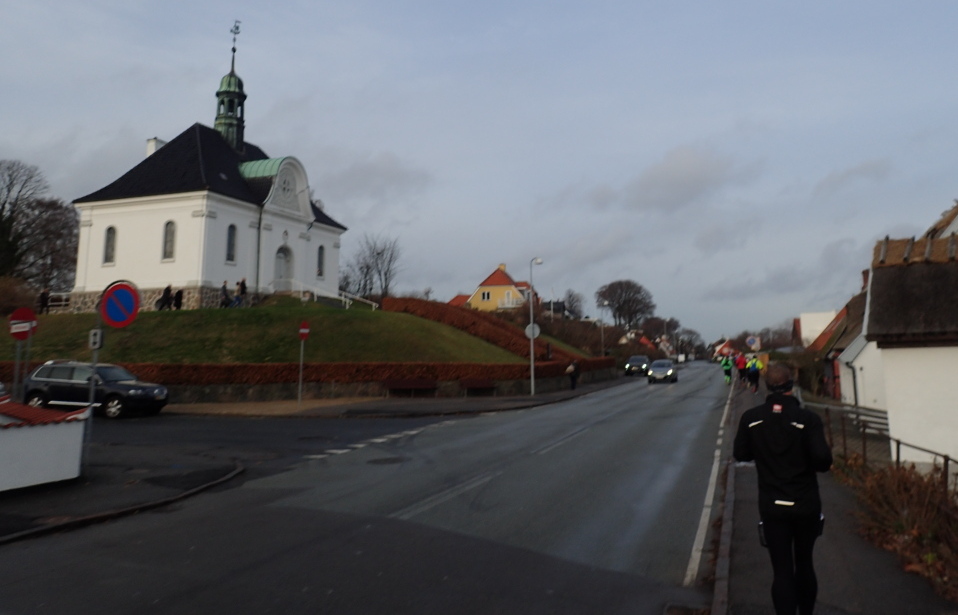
[4,1,955,342]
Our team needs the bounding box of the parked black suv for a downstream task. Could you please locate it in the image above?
[23,361,168,418]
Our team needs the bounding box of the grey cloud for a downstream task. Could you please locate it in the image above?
[700,237,867,305]
[622,146,748,212]
[316,150,432,215]
[812,159,892,197]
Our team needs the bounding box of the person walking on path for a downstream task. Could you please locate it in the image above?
[219,281,231,308]
[733,362,833,615]
[746,354,765,393]
[721,354,734,384]
[566,360,580,390]
[158,284,173,310]
[37,288,50,314]
[735,351,748,384]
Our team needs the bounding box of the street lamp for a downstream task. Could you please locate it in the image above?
[598,300,609,356]
[529,257,543,395]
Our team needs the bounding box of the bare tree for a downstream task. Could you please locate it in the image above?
[595,280,655,328]
[0,160,77,291]
[563,289,584,319]
[349,233,401,298]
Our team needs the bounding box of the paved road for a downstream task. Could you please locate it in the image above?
[0,362,725,614]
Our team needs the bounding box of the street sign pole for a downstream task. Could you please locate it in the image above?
[12,341,21,402]
[298,321,309,405]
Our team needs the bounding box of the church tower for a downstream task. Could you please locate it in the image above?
[214,21,247,153]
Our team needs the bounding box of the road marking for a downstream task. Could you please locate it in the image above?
[326,449,352,455]
[303,454,328,460]
[390,472,501,520]
[683,383,734,586]
[533,425,592,455]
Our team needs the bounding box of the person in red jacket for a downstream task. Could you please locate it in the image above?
[735,352,748,384]
[734,362,833,615]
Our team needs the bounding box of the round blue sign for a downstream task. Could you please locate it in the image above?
[100,281,140,328]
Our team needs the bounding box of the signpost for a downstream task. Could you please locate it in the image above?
[298,321,309,405]
[89,281,141,415]
[8,307,38,401]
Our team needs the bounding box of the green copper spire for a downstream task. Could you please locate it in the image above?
[215,20,247,153]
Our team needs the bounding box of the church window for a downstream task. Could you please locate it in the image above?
[162,221,175,260]
[317,245,325,277]
[226,224,237,262]
[104,227,116,264]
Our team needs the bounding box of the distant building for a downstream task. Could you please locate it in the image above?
[449,264,536,312]
[70,36,346,311]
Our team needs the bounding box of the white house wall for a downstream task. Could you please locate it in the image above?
[881,346,958,464]
[837,339,886,410]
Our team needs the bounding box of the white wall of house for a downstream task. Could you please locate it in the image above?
[881,346,958,464]
[837,336,886,410]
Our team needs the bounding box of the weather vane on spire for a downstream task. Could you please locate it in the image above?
[230,20,241,71]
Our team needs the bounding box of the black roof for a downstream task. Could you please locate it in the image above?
[310,202,348,232]
[74,123,270,204]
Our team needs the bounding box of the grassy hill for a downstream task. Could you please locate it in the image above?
[1,298,527,365]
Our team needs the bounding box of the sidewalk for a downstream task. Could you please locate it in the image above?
[722,383,958,615]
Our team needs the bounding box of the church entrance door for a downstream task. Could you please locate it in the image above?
[274,247,294,292]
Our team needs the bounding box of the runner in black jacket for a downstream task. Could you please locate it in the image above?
[733,362,833,615]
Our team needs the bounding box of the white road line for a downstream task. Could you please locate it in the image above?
[350,443,368,449]
[325,449,352,455]
[683,383,734,586]
[534,425,592,455]
[390,473,501,520]
[303,454,328,460]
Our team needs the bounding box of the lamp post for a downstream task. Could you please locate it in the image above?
[529,257,543,395]
[598,300,609,356]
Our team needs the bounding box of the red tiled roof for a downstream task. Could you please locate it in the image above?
[448,294,470,307]
[0,403,91,429]
[478,268,518,287]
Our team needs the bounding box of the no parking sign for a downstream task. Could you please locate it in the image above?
[100,281,140,328]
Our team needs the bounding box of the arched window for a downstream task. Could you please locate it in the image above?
[162,221,175,260]
[103,227,116,264]
[316,245,325,277]
[226,224,237,262]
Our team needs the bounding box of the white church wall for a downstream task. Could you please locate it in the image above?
[73,193,207,295]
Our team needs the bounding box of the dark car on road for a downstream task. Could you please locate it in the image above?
[624,355,651,376]
[23,361,168,418]
[647,359,678,384]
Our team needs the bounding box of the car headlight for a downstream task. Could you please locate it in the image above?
[625,363,631,369]
[667,369,673,375]
[127,389,146,396]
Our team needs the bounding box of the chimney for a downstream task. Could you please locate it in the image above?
[146,137,167,157]
[498,264,507,271]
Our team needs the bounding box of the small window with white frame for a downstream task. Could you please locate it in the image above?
[104,226,116,265]
[162,221,175,260]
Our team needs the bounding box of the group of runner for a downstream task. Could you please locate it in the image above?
[720,351,764,391]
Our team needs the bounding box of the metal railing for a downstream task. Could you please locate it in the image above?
[805,399,956,496]
[268,279,378,310]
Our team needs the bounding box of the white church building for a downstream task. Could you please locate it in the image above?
[71,41,346,311]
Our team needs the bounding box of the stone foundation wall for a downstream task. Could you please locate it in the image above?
[68,285,231,313]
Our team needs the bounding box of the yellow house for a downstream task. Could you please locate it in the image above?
[449,264,535,312]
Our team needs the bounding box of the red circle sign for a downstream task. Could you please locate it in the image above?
[100,281,141,328]
[299,321,310,341]
[9,307,38,341]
